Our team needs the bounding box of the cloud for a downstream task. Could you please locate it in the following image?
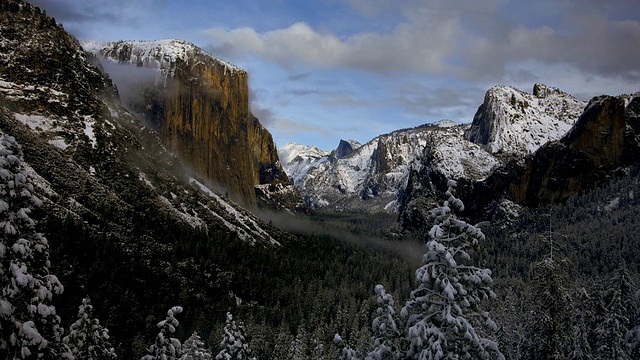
[205,0,640,86]
[393,83,484,120]
[206,11,461,75]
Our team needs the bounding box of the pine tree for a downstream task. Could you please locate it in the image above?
[334,334,360,360]
[627,289,640,359]
[63,297,117,360]
[180,332,211,360]
[366,284,400,360]
[568,288,593,360]
[400,180,503,360]
[519,257,573,360]
[0,135,70,359]
[215,312,253,360]
[288,322,309,360]
[593,265,636,360]
[141,306,183,360]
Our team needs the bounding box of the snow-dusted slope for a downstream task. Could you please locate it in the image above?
[278,142,330,188]
[465,84,586,158]
[285,124,499,212]
[81,39,242,77]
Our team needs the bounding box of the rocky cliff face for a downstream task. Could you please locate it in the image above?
[506,94,640,206]
[280,122,499,213]
[0,1,288,355]
[82,40,294,209]
[465,84,586,159]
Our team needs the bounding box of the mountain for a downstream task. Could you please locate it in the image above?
[280,123,499,213]
[81,39,300,210]
[465,84,586,159]
[278,142,330,188]
[506,93,640,206]
[399,92,640,228]
[0,1,299,353]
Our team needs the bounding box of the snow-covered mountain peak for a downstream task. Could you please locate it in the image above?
[465,84,587,157]
[81,39,244,76]
[281,123,499,212]
[277,142,330,188]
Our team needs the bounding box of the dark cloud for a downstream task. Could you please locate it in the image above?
[28,0,119,23]
[393,83,484,120]
[287,72,311,82]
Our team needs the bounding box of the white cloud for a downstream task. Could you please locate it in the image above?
[206,10,461,74]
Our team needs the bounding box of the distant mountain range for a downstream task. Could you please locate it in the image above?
[278,84,588,212]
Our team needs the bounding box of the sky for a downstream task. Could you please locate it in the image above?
[31,0,640,151]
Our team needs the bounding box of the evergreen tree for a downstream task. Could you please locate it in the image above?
[568,288,593,360]
[0,135,70,359]
[215,312,252,360]
[519,257,573,360]
[141,306,183,360]
[288,322,309,360]
[334,334,360,360]
[626,289,640,359]
[593,265,636,360]
[366,284,400,360]
[400,180,503,360]
[271,324,293,360]
[180,332,211,360]
[63,297,117,360]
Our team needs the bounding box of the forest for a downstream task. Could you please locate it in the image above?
[2,125,640,359]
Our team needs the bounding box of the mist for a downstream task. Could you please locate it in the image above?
[253,208,425,267]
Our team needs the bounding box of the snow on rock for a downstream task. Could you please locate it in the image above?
[14,113,61,132]
[81,39,243,78]
[285,123,499,212]
[82,116,97,148]
[189,178,279,246]
[277,142,330,188]
[465,84,587,158]
[158,195,205,229]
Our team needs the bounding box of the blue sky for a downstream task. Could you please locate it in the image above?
[32,0,640,150]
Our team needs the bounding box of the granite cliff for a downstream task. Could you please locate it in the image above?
[82,40,295,209]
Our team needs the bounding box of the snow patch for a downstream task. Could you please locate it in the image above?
[83,116,97,148]
[189,178,279,246]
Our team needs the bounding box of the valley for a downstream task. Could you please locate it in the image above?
[0,1,639,359]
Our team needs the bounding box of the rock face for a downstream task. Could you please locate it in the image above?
[507,94,640,206]
[465,84,586,158]
[82,40,292,208]
[0,3,288,356]
[280,123,499,213]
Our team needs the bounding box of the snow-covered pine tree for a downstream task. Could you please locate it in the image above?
[334,334,360,360]
[0,135,70,359]
[627,289,640,359]
[519,257,573,360]
[288,322,309,360]
[400,179,503,360]
[366,284,400,360]
[568,288,593,360]
[215,312,253,360]
[593,264,637,360]
[63,297,117,360]
[141,306,183,360]
[180,332,211,360]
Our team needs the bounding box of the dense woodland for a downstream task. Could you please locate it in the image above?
[2,124,640,358]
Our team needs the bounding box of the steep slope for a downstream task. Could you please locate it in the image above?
[82,39,296,209]
[278,142,331,188]
[0,2,290,354]
[507,93,640,206]
[284,123,499,213]
[400,92,640,228]
[465,84,586,158]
